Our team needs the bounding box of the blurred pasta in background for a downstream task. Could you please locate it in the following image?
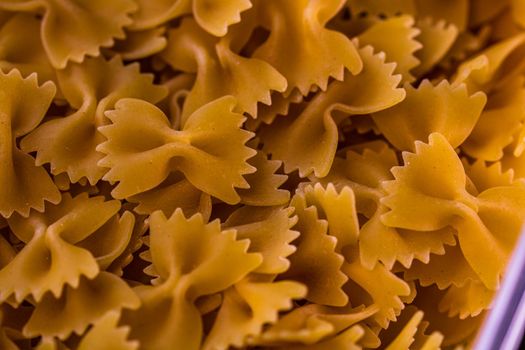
[1,0,525,349]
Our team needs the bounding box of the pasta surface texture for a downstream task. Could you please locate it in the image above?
[1,1,525,350]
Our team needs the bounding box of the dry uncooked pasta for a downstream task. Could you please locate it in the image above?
[1,1,525,349]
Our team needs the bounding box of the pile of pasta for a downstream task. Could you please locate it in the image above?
[1,0,525,349]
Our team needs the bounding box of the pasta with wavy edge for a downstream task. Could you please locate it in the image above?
[0,193,131,303]
[404,243,479,290]
[0,14,57,89]
[414,0,469,31]
[270,325,365,350]
[239,148,290,206]
[382,133,525,290]
[108,26,168,61]
[261,44,405,178]
[256,90,303,126]
[462,159,515,192]
[379,307,443,350]
[282,188,347,307]
[223,206,299,274]
[372,79,487,151]
[299,183,359,251]
[462,76,525,161]
[347,0,416,17]
[454,32,525,93]
[20,55,167,185]
[23,272,140,339]
[414,285,484,347]
[250,303,378,346]
[253,0,363,96]
[438,280,494,319]
[412,18,458,77]
[0,0,137,69]
[310,143,456,270]
[357,15,422,82]
[130,0,251,37]
[342,248,411,329]
[203,277,307,350]
[0,69,59,219]
[98,96,256,204]
[77,310,138,350]
[502,149,525,179]
[122,209,262,350]
[128,173,212,220]
[161,17,286,121]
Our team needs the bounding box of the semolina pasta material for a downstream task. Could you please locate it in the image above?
[1,1,525,349]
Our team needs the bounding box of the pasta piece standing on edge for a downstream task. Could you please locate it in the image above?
[281,189,348,306]
[122,209,262,350]
[0,69,60,218]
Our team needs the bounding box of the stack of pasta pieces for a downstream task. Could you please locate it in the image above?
[1,0,525,349]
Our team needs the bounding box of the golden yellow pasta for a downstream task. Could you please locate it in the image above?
[1,1,525,349]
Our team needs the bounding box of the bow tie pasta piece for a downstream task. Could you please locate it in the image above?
[438,280,495,319]
[203,278,307,350]
[161,18,286,121]
[122,209,262,350]
[131,0,251,36]
[20,55,167,185]
[77,310,138,350]
[0,193,126,304]
[224,206,299,274]
[357,15,422,82]
[372,79,487,152]
[282,190,348,307]
[251,303,377,346]
[253,0,363,95]
[128,173,212,220]
[0,69,59,218]
[261,45,405,178]
[0,14,57,89]
[412,18,458,77]
[382,133,525,290]
[462,76,525,161]
[454,33,525,93]
[342,249,411,329]
[98,96,256,204]
[0,0,137,69]
[23,272,140,340]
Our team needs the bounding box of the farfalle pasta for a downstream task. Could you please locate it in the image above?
[2,1,525,349]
